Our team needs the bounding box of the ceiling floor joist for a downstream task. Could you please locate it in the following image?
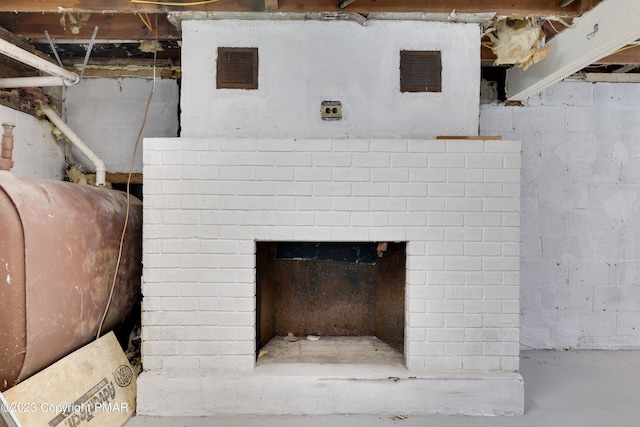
[0,0,579,16]
[571,72,640,83]
[506,0,640,100]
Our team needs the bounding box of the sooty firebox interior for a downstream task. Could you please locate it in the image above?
[256,242,406,361]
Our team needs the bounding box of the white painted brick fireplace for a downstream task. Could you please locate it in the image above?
[138,137,524,416]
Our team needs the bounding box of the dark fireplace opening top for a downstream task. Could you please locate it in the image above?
[275,242,379,265]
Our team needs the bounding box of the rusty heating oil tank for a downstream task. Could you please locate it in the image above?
[0,171,142,392]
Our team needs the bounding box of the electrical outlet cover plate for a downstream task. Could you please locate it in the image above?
[321,101,342,120]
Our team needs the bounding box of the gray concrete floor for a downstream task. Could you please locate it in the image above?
[126,350,640,427]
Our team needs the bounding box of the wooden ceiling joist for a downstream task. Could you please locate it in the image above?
[596,44,640,65]
[0,26,57,76]
[0,13,180,41]
[0,0,579,16]
[578,73,640,83]
[0,26,53,63]
[613,64,638,73]
[265,0,278,12]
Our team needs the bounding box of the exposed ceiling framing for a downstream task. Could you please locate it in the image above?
[0,0,638,101]
[507,0,640,100]
[0,0,583,15]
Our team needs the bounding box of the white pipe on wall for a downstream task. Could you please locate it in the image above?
[38,104,106,187]
[0,76,69,89]
[0,38,79,87]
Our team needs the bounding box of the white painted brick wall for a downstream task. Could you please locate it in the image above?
[143,137,521,372]
[481,80,640,349]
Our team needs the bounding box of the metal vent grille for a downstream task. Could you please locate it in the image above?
[400,50,442,93]
[217,47,258,89]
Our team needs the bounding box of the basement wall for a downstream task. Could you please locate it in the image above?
[0,104,65,180]
[64,78,179,173]
[481,80,640,349]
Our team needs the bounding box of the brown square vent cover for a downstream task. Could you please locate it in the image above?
[217,47,258,89]
[400,50,442,93]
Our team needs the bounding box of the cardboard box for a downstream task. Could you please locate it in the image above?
[3,332,136,427]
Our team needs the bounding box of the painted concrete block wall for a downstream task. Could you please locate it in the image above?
[480,80,640,349]
[142,137,521,373]
[180,20,480,139]
[64,78,179,173]
[0,104,65,180]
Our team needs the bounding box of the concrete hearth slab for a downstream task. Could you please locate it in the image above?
[137,366,523,417]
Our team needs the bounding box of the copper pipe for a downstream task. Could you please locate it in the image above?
[0,122,15,171]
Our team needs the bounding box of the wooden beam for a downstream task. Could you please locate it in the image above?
[614,64,638,73]
[106,172,143,184]
[0,26,57,76]
[481,44,497,63]
[0,13,180,41]
[265,0,278,12]
[0,0,251,14]
[0,0,579,16]
[61,57,179,67]
[0,62,26,78]
[61,57,181,78]
[0,26,55,66]
[506,0,640,100]
[578,0,605,15]
[76,67,181,78]
[281,0,577,15]
[595,44,640,65]
[572,72,640,83]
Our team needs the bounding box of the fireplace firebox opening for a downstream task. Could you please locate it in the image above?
[256,241,406,364]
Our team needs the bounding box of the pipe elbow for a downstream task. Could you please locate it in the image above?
[37,103,108,187]
[64,73,81,86]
